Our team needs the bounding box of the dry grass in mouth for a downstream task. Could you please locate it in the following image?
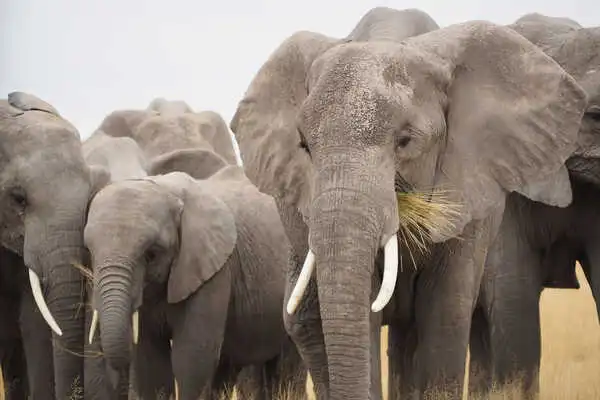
[396,190,462,264]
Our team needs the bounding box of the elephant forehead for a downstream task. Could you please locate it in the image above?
[89,181,173,224]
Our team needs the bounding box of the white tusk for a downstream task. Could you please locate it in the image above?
[132,310,139,344]
[88,310,98,344]
[371,234,399,313]
[286,250,316,315]
[28,269,63,336]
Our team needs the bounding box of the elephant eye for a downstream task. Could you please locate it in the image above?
[144,247,157,265]
[10,188,27,208]
[395,135,412,148]
[298,128,311,156]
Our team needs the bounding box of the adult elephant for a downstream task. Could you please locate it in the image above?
[230,8,587,400]
[97,98,238,165]
[0,92,108,399]
[467,13,600,399]
[84,150,303,400]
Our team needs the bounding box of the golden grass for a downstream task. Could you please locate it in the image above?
[1,267,597,400]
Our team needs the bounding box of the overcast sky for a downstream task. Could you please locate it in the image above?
[1,0,598,144]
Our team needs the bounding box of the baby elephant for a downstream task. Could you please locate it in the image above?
[84,166,305,400]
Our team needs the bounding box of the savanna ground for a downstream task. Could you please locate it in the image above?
[1,266,598,400]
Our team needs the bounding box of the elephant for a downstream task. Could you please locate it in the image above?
[229,6,587,399]
[94,101,303,397]
[465,13,600,399]
[83,149,306,400]
[97,98,238,165]
[0,92,109,399]
[81,130,150,399]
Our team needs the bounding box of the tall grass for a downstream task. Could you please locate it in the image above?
[1,267,597,400]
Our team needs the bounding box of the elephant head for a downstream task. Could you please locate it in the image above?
[346,7,439,42]
[83,129,149,182]
[0,92,109,398]
[230,21,587,396]
[84,168,237,369]
[97,99,238,165]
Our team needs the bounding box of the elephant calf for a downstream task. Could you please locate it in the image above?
[84,164,305,400]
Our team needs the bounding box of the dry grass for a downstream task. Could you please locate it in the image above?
[1,267,598,400]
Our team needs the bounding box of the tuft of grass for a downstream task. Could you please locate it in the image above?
[396,190,462,267]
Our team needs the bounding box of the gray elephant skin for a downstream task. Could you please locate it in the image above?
[0,92,109,399]
[83,152,304,400]
[230,6,587,400]
[466,13,600,399]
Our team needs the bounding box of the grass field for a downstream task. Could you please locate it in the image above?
[1,266,598,400]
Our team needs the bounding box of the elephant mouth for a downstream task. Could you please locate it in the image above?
[285,187,461,315]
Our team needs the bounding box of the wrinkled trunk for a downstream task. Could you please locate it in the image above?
[27,227,87,400]
[309,157,396,400]
[97,263,134,370]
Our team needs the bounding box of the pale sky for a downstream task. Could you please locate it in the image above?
[1,0,598,145]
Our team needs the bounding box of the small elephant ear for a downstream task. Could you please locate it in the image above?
[148,148,228,179]
[166,179,237,303]
[410,22,587,241]
[230,31,341,214]
[97,109,154,139]
[7,92,61,116]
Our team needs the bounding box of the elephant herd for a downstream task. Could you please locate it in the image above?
[1,6,598,400]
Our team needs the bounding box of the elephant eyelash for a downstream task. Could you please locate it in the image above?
[297,128,311,156]
[396,136,412,148]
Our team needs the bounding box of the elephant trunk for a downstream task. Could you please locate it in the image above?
[25,226,88,398]
[307,158,399,400]
[97,262,134,369]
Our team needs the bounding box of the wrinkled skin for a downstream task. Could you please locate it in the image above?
[0,92,107,399]
[84,160,306,400]
[466,14,600,399]
[97,97,238,164]
[230,6,587,399]
[82,132,149,399]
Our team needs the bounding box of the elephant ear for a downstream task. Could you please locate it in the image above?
[148,148,227,179]
[7,92,61,116]
[408,22,587,241]
[230,31,341,215]
[97,109,155,139]
[165,177,237,303]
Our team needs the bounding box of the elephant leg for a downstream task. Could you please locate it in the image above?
[134,309,174,400]
[412,220,493,399]
[269,339,308,399]
[205,360,241,400]
[582,233,600,322]
[369,275,383,400]
[284,267,329,400]
[486,278,541,398]
[387,321,418,400]
[170,266,231,400]
[0,337,28,400]
[19,286,55,400]
[467,306,492,398]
